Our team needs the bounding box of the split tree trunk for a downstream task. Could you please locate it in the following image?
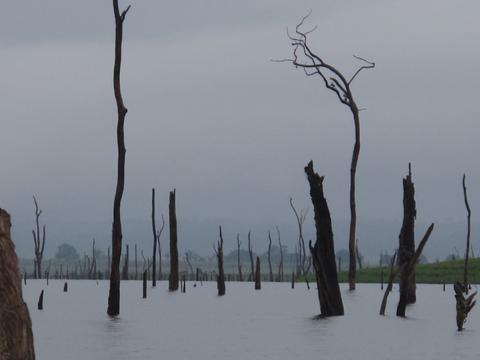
[0,209,35,359]
[168,189,179,291]
[108,0,131,317]
[304,161,344,316]
[397,164,417,304]
[216,226,226,296]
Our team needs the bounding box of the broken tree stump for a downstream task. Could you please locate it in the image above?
[37,290,44,310]
[254,256,261,290]
[0,209,35,359]
[63,282,68,292]
[454,282,476,331]
[215,227,226,296]
[142,270,147,299]
[305,161,344,316]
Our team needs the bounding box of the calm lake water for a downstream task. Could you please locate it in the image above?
[23,280,479,360]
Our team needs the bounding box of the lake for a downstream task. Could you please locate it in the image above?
[23,280,479,359]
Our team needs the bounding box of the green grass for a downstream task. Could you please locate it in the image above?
[307,258,480,284]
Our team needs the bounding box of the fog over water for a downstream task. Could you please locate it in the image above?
[0,1,479,259]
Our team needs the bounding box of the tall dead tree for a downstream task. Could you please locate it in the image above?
[281,14,375,290]
[151,188,157,287]
[397,164,417,304]
[276,226,284,281]
[248,231,254,281]
[396,223,434,317]
[107,0,131,317]
[168,189,179,291]
[214,226,226,296]
[237,234,243,281]
[157,215,165,281]
[267,232,273,281]
[0,209,35,359]
[305,161,344,316]
[254,256,261,290]
[32,196,46,279]
[462,174,471,293]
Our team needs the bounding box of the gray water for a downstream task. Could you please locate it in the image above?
[23,280,479,359]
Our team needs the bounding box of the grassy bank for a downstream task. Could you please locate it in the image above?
[330,258,480,284]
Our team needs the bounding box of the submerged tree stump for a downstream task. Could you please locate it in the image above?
[0,209,35,359]
[215,226,226,296]
[63,282,68,292]
[304,161,344,317]
[454,282,476,331]
[168,189,179,291]
[254,256,261,290]
[142,270,147,299]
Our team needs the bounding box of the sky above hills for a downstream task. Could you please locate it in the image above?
[0,0,478,259]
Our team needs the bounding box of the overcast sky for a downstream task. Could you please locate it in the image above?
[1,0,479,257]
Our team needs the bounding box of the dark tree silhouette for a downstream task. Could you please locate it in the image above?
[237,233,243,281]
[214,226,226,296]
[32,196,46,279]
[379,251,397,316]
[280,13,375,290]
[151,188,157,286]
[305,161,343,316]
[157,215,165,280]
[267,232,273,281]
[276,226,284,281]
[168,189,179,291]
[254,256,261,290]
[462,174,471,293]
[107,0,131,317]
[248,231,254,281]
[0,209,35,359]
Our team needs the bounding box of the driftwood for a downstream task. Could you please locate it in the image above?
[305,161,344,316]
[254,256,261,290]
[108,0,131,317]
[168,189,179,291]
[454,282,476,331]
[0,209,35,359]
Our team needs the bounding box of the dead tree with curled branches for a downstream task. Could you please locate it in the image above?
[107,0,131,317]
[278,13,375,290]
[32,196,46,279]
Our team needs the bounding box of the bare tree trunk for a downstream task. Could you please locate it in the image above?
[157,214,165,281]
[168,189,179,291]
[276,226,283,281]
[108,0,131,317]
[122,244,129,280]
[397,224,434,317]
[32,196,46,279]
[397,164,417,304]
[454,282,476,331]
[305,161,344,316]
[254,256,261,290]
[379,252,397,315]
[0,209,35,359]
[267,232,273,281]
[135,244,138,280]
[356,240,362,270]
[462,174,471,293]
[237,233,243,281]
[142,270,147,299]
[215,226,226,296]
[248,231,254,281]
[151,188,157,287]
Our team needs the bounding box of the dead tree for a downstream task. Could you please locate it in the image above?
[379,251,397,316]
[107,246,111,279]
[281,14,375,290]
[157,214,165,280]
[214,226,226,296]
[0,209,35,359]
[108,0,131,317]
[122,244,129,280]
[37,290,44,310]
[454,282,476,331]
[88,239,97,280]
[462,174,471,293]
[134,244,138,280]
[305,161,344,316]
[290,197,312,288]
[276,226,284,281]
[151,188,158,286]
[32,196,46,279]
[142,270,147,299]
[254,256,261,290]
[168,189,179,291]
[396,224,434,317]
[267,232,273,281]
[248,231,254,281]
[237,233,243,281]
[397,164,417,304]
